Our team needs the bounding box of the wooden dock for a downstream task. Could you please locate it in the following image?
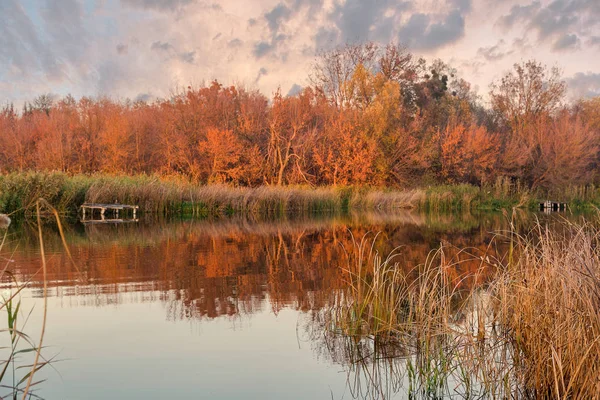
[80,203,139,220]
[540,200,567,212]
[81,218,139,225]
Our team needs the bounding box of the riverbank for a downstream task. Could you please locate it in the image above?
[1,172,599,216]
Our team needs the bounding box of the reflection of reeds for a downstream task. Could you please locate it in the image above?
[317,219,600,399]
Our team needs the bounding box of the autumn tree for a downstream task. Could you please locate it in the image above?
[311,42,421,110]
[530,111,597,188]
[267,88,318,185]
[313,111,376,185]
[2,49,599,192]
[490,61,566,181]
[440,123,499,184]
[201,128,243,183]
[98,101,132,173]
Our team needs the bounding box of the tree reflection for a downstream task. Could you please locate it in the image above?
[0,211,516,321]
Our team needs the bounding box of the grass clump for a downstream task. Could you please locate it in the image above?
[496,220,600,398]
[348,188,426,210]
[320,218,600,399]
[420,184,480,212]
[0,171,92,214]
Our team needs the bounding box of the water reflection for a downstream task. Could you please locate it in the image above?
[1,211,510,316]
[0,210,556,399]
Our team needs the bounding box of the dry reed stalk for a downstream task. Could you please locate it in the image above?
[324,219,600,398]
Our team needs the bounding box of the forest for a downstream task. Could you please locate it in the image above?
[1,42,599,191]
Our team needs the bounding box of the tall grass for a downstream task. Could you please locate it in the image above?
[0,172,92,215]
[321,218,600,398]
[5,172,600,217]
[348,188,426,210]
[496,219,600,398]
[0,200,60,399]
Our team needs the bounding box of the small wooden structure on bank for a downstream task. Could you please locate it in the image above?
[80,203,139,221]
[81,217,139,225]
[540,200,567,212]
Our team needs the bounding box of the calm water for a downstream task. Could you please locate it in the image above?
[0,211,546,399]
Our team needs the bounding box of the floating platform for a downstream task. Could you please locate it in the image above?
[540,201,567,212]
[80,203,139,220]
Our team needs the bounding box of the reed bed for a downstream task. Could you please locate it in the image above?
[0,172,344,216]
[348,188,426,210]
[6,172,600,217]
[495,220,600,398]
[0,173,428,216]
[319,219,600,399]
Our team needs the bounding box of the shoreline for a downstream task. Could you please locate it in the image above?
[1,171,598,216]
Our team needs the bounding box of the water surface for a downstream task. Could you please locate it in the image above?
[0,211,540,399]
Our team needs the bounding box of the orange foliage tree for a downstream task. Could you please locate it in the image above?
[1,45,600,192]
[313,112,376,185]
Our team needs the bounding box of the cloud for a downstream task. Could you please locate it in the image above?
[398,10,466,50]
[497,0,600,51]
[2,0,599,108]
[450,0,471,12]
[310,1,469,51]
[116,44,129,54]
[314,27,338,50]
[287,83,303,96]
[151,41,195,63]
[0,0,90,84]
[252,0,320,60]
[477,40,513,61]
[0,1,55,78]
[151,41,174,51]
[254,67,268,84]
[252,34,287,59]
[228,38,243,48]
[265,3,292,33]
[134,92,153,102]
[566,72,600,99]
[497,1,541,28]
[332,0,394,42]
[589,36,600,46]
[179,51,196,63]
[254,41,275,58]
[531,5,578,38]
[121,0,196,12]
[553,33,579,51]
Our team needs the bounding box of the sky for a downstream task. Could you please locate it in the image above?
[1,0,599,106]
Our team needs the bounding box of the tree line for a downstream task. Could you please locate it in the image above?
[2,42,599,190]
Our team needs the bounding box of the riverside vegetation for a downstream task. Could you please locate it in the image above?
[314,217,600,398]
[3,42,600,217]
[1,43,600,196]
[3,172,600,217]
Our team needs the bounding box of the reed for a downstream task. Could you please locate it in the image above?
[348,188,426,210]
[322,218,600,398]
[0,171,92,214]
[495,219,600,398]
[420,184,480,212]
[5,172,600,217]
[0,201,56,399]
